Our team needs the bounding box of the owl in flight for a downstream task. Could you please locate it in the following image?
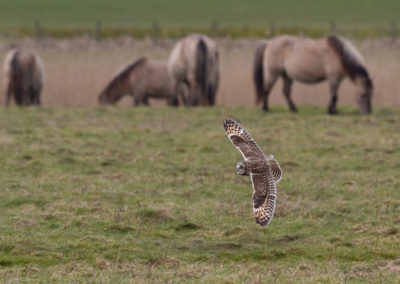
[223,119,282,227]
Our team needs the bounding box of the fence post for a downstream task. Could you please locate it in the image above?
[389,21,397,42]
[242,23,249,36]
[152,20,160,38]
[211,20,218,37]
[330,20,336,35]
[95,20,102,39]
[268,20,276,37]
[34,20,41,39]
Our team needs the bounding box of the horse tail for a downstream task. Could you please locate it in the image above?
[10,51,19,84]
[327,36,372,89]
[31,53,44,105]
[3,50,16,106]
[253,40,267,104]
[195,38,208,102]
[10,51,25,105]
[205,49,219,106]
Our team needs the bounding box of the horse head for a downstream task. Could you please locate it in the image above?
[98,87,121,105]
[356,76,373,115]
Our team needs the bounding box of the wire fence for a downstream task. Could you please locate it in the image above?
[22,20,400,40]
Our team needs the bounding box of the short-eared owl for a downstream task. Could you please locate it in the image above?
[223,119,282,227]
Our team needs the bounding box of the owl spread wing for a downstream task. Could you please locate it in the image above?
[223,118,280,227]
[223,119,265,160]
[251,171,277,227]
[267,155,282,183]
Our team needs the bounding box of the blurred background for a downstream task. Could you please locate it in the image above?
[0,0,399,107]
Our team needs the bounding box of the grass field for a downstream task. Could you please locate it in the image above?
[0,0,399,37]
[0,106,399,282]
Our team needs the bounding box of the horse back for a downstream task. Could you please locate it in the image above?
[136,60,174,98]
[265,36,337,83]
[168,34,218,79]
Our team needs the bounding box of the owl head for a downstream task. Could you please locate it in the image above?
[236,162,248,176]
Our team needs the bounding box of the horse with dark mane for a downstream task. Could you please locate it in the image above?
[3,47,44,106]
[168,34,219,106]
[253,35,373,114]
[98,58,178,106]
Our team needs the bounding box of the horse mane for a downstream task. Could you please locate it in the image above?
[104,57,147,93]
[253,40,268,103]
[327,36,372,89]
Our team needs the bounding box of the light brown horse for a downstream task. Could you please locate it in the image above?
[168,34,219,106]
[253,35,373,114]
[3,47,44,106]
[98,58,178,106]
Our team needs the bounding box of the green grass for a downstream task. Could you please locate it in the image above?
[0,0,399,38]
[0,106,399,282]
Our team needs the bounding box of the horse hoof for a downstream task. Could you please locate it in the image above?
[328,109,338,115]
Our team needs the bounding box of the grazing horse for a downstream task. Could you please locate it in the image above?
[3,48,44,106]
[168,34,219,106]
[98,58,178,106]
[253,35,373,114]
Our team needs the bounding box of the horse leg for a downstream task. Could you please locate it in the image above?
[141,95,150,106]
[262,75,278,112]
[188,74,201,106]
[167,97,179,107]
[35,91,42,105]
[31,89,41,105]
[132,90,147,107]
[32,89,41,105]
[29,87,36,105]
[5,82,13,107]
[132,94,139,107]
[35,85,43,105]
[14,91,23,106]
[133,96,149,107]
[328,80,341,115]
[179,83,190,106]
[200,91,208,106]
[282,75,297,112]
[199,82,211,106]
[22,90,30,106]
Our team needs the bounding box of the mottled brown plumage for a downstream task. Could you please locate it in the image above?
[223,118,282,227]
